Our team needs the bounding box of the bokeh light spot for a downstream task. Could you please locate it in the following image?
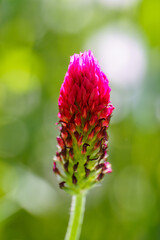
[85,23,147,90]
[99,0,141,9]
[10,167,57,215]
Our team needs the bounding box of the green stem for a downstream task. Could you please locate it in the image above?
[65,193,86,240]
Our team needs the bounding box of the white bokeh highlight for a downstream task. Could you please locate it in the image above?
[10,167,57,215]
[85,24,147,90]
[99,0,141,10]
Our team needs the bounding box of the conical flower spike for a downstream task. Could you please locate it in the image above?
[53,50,114,195]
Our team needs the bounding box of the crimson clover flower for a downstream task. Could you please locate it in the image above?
[53,50,114,195]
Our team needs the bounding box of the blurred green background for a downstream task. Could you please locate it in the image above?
[0,0,160,239]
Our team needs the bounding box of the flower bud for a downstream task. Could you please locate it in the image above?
[57,137,65,148]
[73,162,79,172]
[53,51,114,194]
[53,162,61,175]
[59,181,65,189]
[72,174,77,185]
[68,123,76,133]
[88,129,95,140]
[83,122,89,132]
[69,148,74,159]
[89,115,97,126]
[102,162,112,174]
[82,143,90,154]
[61,127,68,139]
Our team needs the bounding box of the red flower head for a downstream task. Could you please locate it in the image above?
[53,50,114,194]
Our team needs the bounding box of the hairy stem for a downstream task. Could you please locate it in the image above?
[65,193,86,240]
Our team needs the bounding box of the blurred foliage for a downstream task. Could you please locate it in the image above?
[0,0,160,240]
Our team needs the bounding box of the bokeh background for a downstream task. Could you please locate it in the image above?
[0,0,160,239]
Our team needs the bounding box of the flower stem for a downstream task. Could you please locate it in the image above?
[65,193,86,240]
